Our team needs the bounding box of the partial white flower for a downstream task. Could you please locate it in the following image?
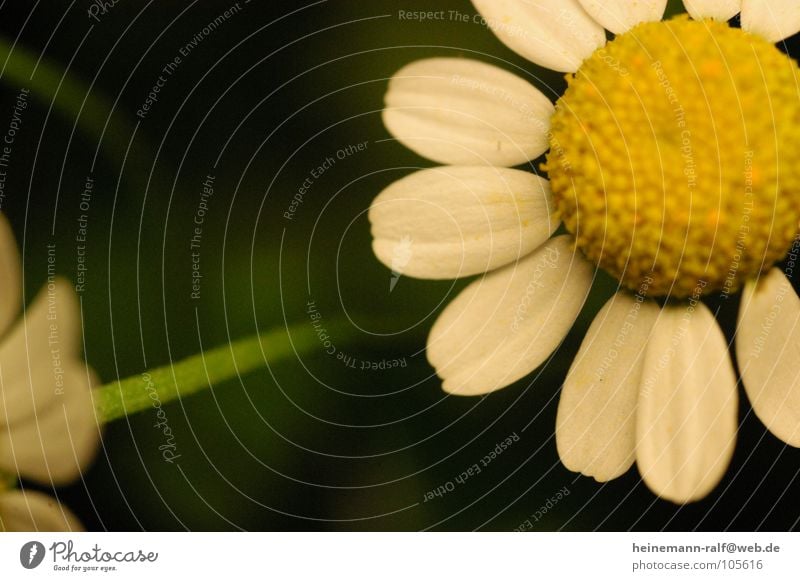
[0,214,100,529]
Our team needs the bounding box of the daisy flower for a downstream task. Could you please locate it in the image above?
[0,215,100,530]
[369,0,800,503]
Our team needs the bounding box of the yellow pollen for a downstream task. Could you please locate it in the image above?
[544,16,800,298]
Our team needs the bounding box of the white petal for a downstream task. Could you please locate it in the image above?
[578,0,667,34]
[0,364,100,484]
[557,292,659,482]
[0,279,99,483]
[428,235,593,395]
[741,0,800,42]
[383,58,554,166]
[636,302,737,503]
[737,269,800,446]
[0,278,82,427]
[0,213,21,339]
[369,167,558,280]
[684,0,741,21]
[471,0,606,72]
[0,490,83,531]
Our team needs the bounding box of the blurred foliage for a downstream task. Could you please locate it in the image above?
[0,0,797,531]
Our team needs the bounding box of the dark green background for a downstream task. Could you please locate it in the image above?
[2,0,798,530]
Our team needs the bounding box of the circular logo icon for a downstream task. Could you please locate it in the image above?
[20,541,45,569]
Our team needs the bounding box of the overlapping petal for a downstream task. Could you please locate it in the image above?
[741,0,800,42]
[428,236,593,395]
[557,292,659,482]
[471,0,606,72]
[684,0,741,21]
[579,0,667,34]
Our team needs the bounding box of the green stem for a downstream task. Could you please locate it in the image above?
[93,320,349,423]
[0,35,137,168]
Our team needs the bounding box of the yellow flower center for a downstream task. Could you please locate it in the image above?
[544,16,800,298]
